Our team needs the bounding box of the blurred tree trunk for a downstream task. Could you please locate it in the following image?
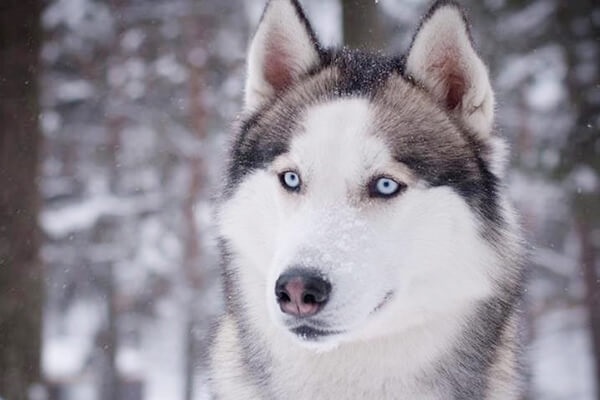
[0,0,43,399]
[341,0,383,49]
[98,2,128,399]
[182,8,208,400]
[555,1,600,396]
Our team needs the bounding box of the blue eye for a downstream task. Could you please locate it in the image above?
[369,177,404,198]
[279,171,301,191]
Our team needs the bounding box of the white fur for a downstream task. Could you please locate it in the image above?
[215,99,502,398]
[406,5,495,138]
[244,0,320,111]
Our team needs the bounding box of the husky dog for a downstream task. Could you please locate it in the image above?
[209,0,525,398]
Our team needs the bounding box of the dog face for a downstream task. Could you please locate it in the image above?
[218,0,508,348]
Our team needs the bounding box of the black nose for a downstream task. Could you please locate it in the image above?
[275,268,331,317]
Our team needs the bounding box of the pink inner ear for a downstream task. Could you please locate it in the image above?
[264,33,294,92]
[445,72,466,110]
[431,55,467,111]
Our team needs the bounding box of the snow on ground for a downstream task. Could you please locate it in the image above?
[142,296,186,400]
[530,306,597,400]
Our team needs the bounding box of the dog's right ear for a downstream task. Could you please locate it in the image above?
[244,0,321,112]
[405,1,494,138]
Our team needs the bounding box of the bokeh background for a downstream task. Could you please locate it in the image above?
[0,0,599,399]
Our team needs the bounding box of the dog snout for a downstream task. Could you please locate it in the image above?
[275,268,331,317]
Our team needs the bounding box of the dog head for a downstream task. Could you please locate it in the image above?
[218,0,512,349]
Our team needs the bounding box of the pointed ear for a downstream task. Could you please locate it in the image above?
[406,1,495,138]
[244,0,322,111]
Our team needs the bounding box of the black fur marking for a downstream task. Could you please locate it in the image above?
[324,49,404,97]
[397,146,503,232]
[227,113,289,191]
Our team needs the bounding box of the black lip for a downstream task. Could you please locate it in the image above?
[287,291,394,341]
[290,325,341,340]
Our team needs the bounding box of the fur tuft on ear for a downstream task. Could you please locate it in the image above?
[244,0,322,111]
[406,1,495,138]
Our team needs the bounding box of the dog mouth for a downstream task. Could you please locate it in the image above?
[290,325,343,341]
[284,291,395,341]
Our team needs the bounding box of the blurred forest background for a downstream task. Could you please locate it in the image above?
[0,0,598,399]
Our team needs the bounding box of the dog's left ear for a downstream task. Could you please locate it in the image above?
[406,1,494,138]
[244,0,322,112]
